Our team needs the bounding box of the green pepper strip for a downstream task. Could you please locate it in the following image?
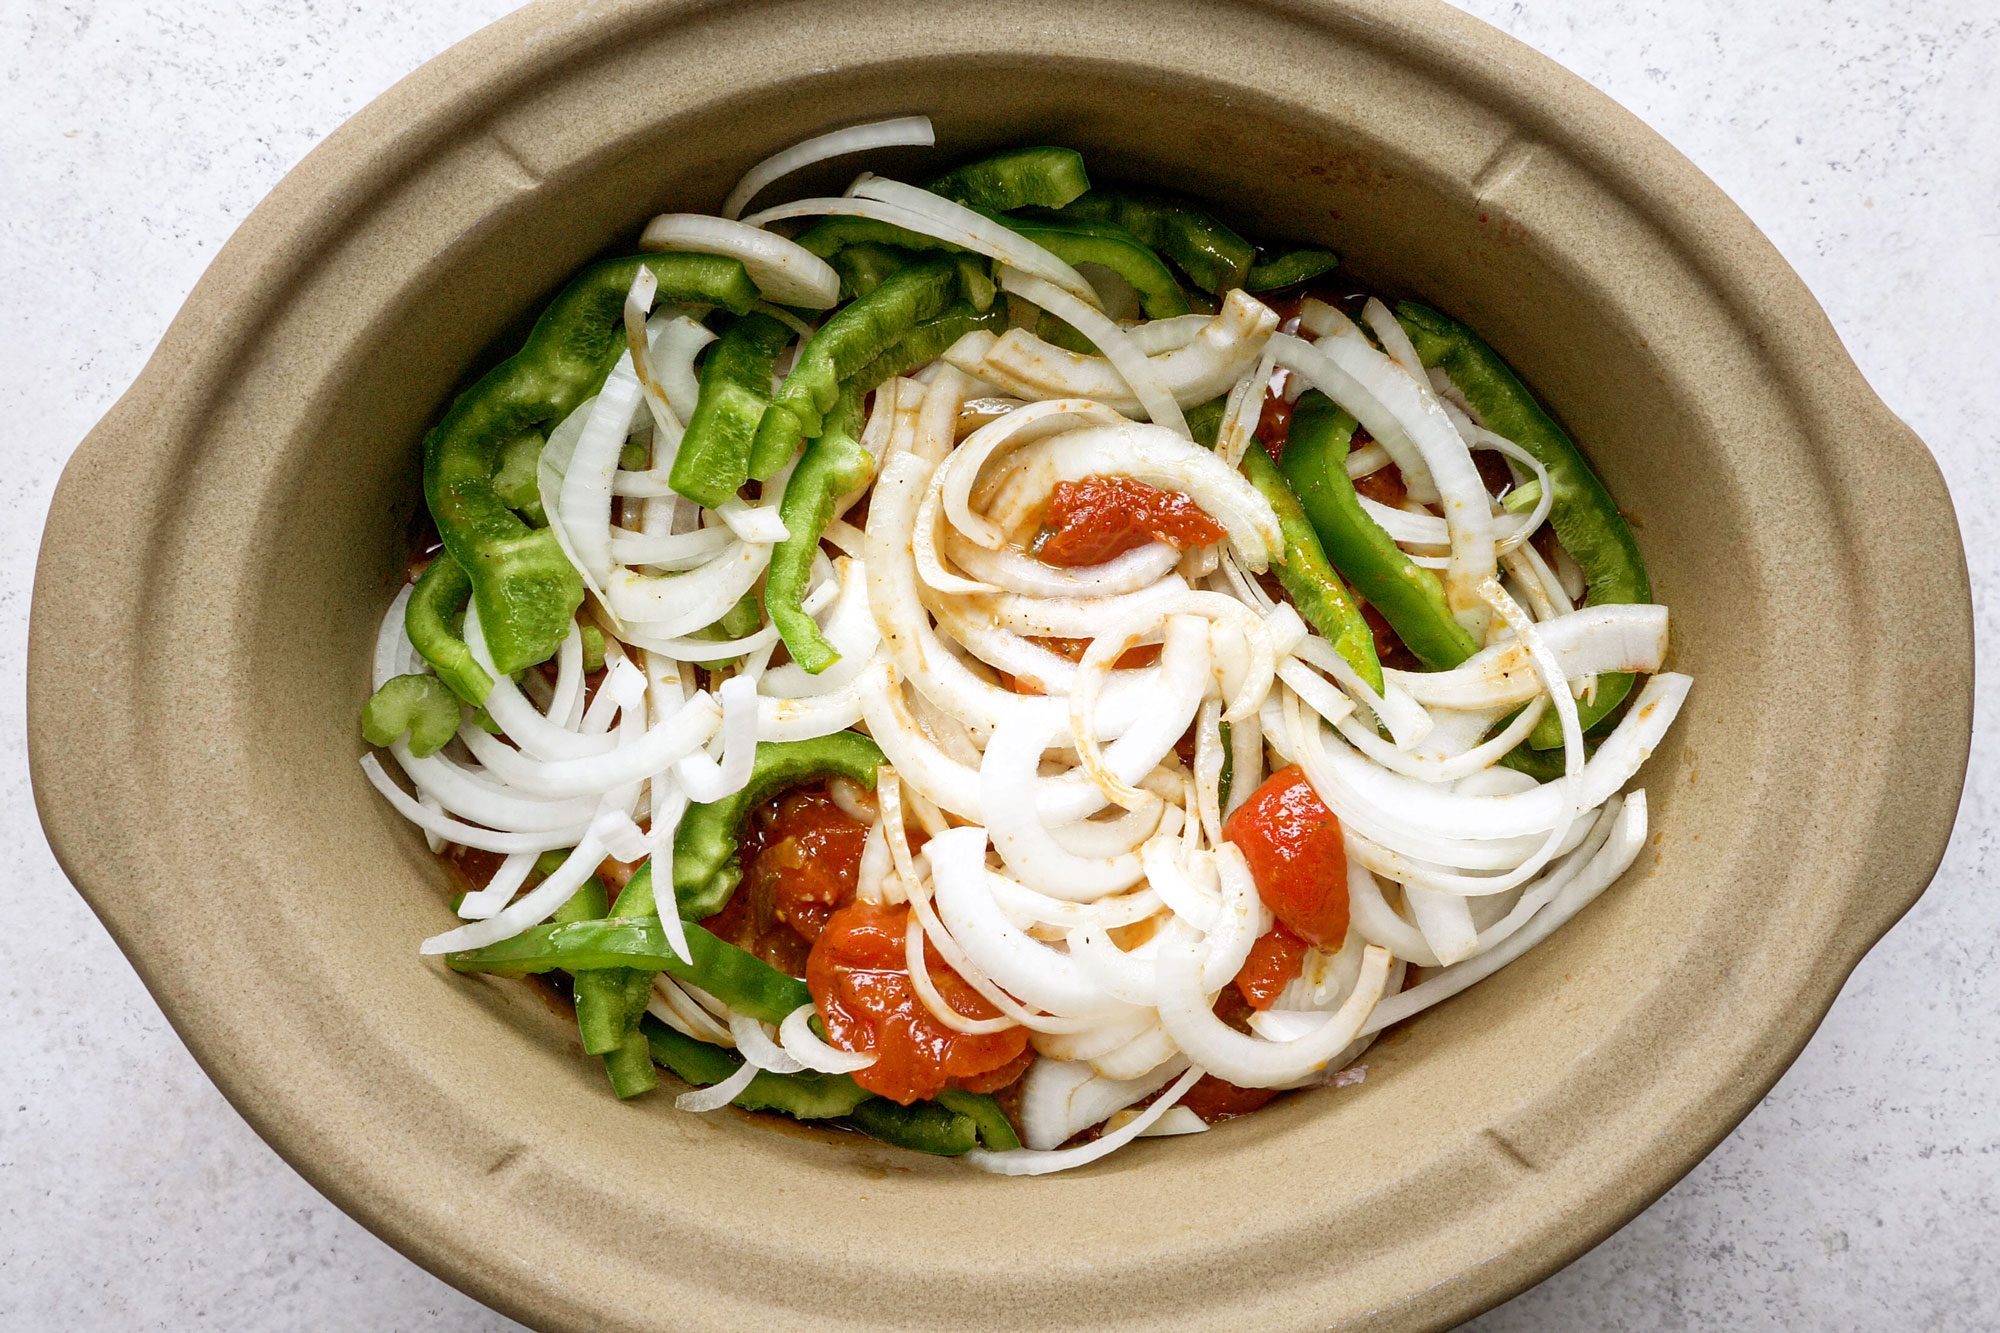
[405,554,495,706]
[574,864,658,1056]
[747,258,961,481]
[672,733,887,919]
[1241,444,1383,692]
[449,914,808,1024]
[1000,213,1190,318]
[933,1088,1022,1151]
[669,312,793,508]
[797,217,957,261]
[541,869,660,1097]
[361,675,460,757]
[1059,188,1255,294]
[827,242,920,300]
[1185,396,1226,447]
[927,146,1091,212]
[1395,301,1652,747]
[642,1017,874,1119]
[853,299,1007,390]
[1244,247,1341,292]
[1217,719,1235,814]
[1281,391,1480,671]
[768,390,868,673]
[423,253,759,674]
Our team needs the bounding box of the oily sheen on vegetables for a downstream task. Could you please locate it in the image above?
[358,118,1687,1173]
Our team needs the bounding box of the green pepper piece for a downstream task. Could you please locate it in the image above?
[1001,213,1190,318]
[423,253,760,675]
[360,674,461,757]
[933,1088,1023,1151]
[490,431,546,521]
[1059,188,1255,294]
[672,733,886,918]
[1395,302,1652,746]
[574,864,661,1059]
[1185,396,1226,448]
[797,217,959,261]
[928,146,1091,212]
[828,241,921,299]
[1217,719,1234,814]
[850,299,1007,391]
[1244,247,1340,292]
[1241,444,1383,692]
[1281,391,1481,671]
[748,258,960,481]
[405,555,495,706]
[449,913,810,1025]
[578,623,607,673]
[843,1097,980,1156]
[641,1018,874,1120]
[768,390,869,673]
[670,312,793,508]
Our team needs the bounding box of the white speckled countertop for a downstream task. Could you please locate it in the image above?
[3,1,1994,1327]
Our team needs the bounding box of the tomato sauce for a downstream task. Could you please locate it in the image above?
[702,783,867,976]
[1033,475,1227,567]
[806,900,1030,1104]
[1222,766,1350,949]
[1233,923,1311,1010]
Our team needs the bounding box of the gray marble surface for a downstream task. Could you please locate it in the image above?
[3,1,1994,1327]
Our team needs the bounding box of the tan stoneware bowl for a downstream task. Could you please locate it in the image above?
[29,0,1972,1327]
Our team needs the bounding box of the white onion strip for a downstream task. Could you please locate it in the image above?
[722,115,935,220]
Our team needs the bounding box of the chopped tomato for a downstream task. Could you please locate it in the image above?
[702,782,867,974]
[1180,1074,1280,1124]
[751,787,867,942]
[1222,765,1350,949]
[1033,475,1227,567]
[1233,923,1310,1010]
[807,900,1030,1104]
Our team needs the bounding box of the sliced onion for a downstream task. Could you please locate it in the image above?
[964,1066,1202,1175]
[778,1003,877,1074]
[640,213,839,308]
[1156,915,1391,1087]
[417,814,616,954]
[746,189,1096,307]
[729,1012,807,1074]
[360,756,585,854]
[998,268,1187,436]
[675,1059,760,1113]
[1388,604,1670,710]
[925,827,1134,1019]
[947,289,1278,415]
[722,115,934,219]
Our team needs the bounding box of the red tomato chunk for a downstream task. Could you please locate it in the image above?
[807,901,1030,1104]
[1222,765,1350,949]
[1033,475,1227,567]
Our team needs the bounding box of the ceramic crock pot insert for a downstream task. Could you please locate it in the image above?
[29,0,1970,1327]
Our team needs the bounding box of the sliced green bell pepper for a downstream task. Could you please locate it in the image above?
[1241,444,1383,692]
[360,674,460,757]
[928,146,1091,212]
[747,258,961,481]
[423,253,759,674]
[670,311,793,508]
[1280,391,1481,672]
[1395,301,1651,746]
[1059,188,1255,294]
[1244,247,1340,292]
